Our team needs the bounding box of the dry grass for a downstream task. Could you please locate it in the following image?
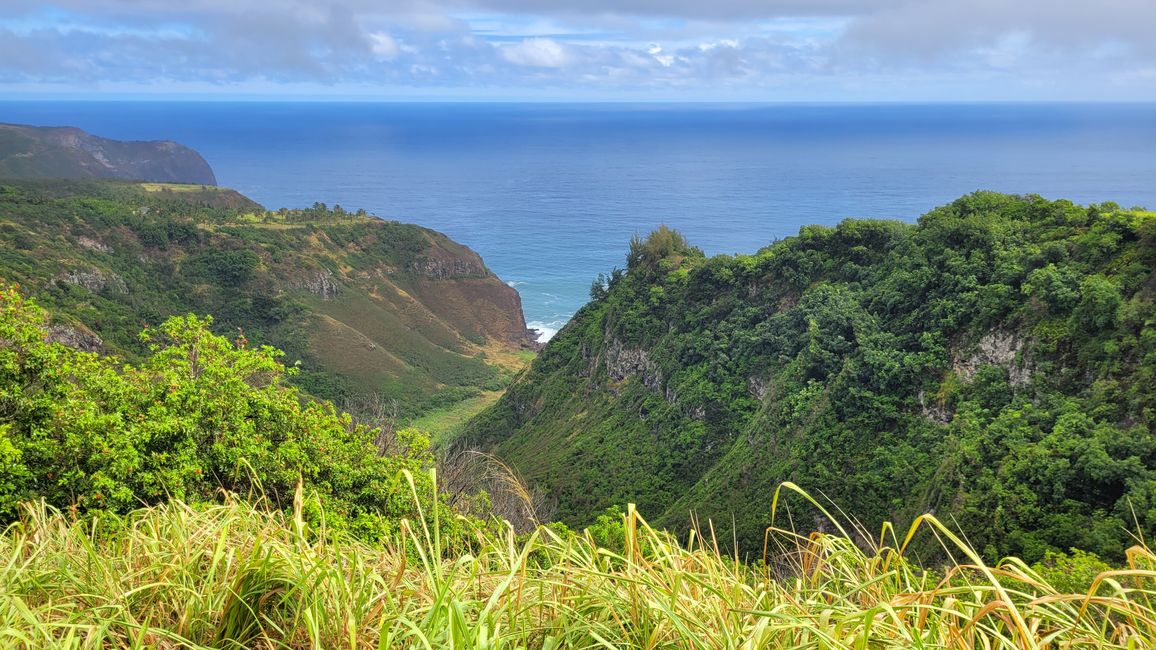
[1,475,1153,649]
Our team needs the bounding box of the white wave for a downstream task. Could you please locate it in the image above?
[506,280,527,287]
[527,320,561,343]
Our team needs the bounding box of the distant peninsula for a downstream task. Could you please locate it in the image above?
[0,123,216,185]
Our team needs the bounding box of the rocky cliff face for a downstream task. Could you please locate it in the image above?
[43,324,104,353]
[291,270,343,300]
[409,253,489,279]
[0,123,216,185]
[951,329,1033,386]
[55,269,128,294]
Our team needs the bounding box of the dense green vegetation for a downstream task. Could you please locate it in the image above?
[466,192,1156,563]
[0,179,533,420]
[0,286,449,538]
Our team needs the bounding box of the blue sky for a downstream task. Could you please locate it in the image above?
[2,0,1154,101]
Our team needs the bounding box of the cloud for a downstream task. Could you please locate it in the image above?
[369,32,402,60]
[837,0,1156,64]
[0,0,1153,99]
[502,38,569,67]
[460,0,892,20]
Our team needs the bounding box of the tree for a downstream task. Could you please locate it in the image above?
[626,225,700,272]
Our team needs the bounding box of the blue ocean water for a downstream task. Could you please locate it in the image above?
[3,102,1155,340]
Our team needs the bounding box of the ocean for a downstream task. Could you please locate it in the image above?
[3,102,1155,340]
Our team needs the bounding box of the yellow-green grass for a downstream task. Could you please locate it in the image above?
[2,476,1153,649]
[410,389,507,446]
[137,182,215,192]
[512,349,537,364]
[406,347,533,446]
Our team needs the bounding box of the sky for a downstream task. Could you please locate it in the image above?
[2,0,1155,101]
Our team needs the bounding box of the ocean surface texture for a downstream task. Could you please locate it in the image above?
[4,102,1154,340]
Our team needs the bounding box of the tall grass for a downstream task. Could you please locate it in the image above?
[1,473,1153,649]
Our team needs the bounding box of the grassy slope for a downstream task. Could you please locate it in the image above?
[464,192,1156,562]
[411,389,508,446]
[0,179,533,417]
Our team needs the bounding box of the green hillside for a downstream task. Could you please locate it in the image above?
[464,192,1156,562]
[0,179,534,418]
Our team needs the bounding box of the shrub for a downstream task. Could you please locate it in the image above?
[1031,548,1115,594]
[0,286,446,538]
[186,248,261,286]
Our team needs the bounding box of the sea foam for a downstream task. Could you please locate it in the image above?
[527,320,562,343]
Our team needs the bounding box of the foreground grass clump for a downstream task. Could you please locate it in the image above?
[2,478,1154,649]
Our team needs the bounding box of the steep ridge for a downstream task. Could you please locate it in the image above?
[0,179,535,416]
[464,192,1156,562]
[0,123,216,184]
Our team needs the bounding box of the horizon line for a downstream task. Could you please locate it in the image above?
[3,96,1156,105]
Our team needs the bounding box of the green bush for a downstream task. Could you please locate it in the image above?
[1031,548,1115,594]
[0,286,447,539]
[187,248,261,286]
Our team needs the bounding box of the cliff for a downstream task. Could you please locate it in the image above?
[463,193,1156,562]
[0,123,216,185]
[0,179,535,416]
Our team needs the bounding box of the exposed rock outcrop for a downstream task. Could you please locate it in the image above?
[409,255,489,279]
[603,338,702,417]
[604,338,663,391]
[952,329,1033,386]
[748,376,769,400]
[44,324,103,352]
[918,389,952,425]
[76,236,112,253]
[291,269,342,300]
[56,269,128,294]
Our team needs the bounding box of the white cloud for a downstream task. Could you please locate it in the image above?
[501,38,569,67]
[369,32,401,59]
[699,39,739,52]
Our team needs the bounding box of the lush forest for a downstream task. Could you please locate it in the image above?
[465,192,1156,563]
[0,180,534,420]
